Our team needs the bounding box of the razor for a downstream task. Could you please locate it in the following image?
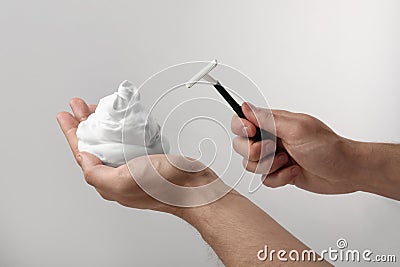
[186,59,274,142]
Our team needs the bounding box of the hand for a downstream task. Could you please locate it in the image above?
[57,99,333,266]
[231,102,368,195]
[56,98,219,214]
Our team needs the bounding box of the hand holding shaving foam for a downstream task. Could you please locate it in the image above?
[57,98,223,212]
[76,80,169,167]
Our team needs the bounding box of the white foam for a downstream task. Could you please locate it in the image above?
[76,80,169,167]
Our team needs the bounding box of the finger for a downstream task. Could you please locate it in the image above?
[242,102,275,133]
[242,103,298,140]
[69,98,91,122]
[88,104,97,114]
[56,111,79,158]
[262,165,302,188]
[231,114,257,137]
[79,152,121,192]
[243,152,289,174]
[233,137,276,161]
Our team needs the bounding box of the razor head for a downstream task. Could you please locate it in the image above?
[186,59,218,88]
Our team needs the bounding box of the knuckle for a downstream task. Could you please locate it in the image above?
[83,169,93,185]
[263,177,279,188]
[243,159,254,172]
[263,180,276,188]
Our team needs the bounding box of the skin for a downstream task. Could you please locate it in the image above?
[57,98,399,266]
[57,98,331,266]
[232,102,400,201]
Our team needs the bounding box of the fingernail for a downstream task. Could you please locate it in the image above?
[242,126,249,136]
[76,153,82,164]
[278,154,287,165]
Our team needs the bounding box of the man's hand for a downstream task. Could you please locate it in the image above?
[231,102,400,198]
[56,98,218,214]
[57,98,333,266]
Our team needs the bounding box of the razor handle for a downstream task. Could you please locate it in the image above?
[235,107,275,142]
[213,82,275,142]
[213,82,295,172]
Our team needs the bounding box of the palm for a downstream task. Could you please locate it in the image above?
[57,98,221,212]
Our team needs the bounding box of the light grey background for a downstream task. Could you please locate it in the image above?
[1,0,399,266]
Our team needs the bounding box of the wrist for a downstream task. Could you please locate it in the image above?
[344,140,399,198]
[363,143,400,200]
[342,139,376,192]
[160,168,234,216]
[172,189,243,223]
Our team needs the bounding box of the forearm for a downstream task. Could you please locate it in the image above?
[348,141,400,200]
[174,191,331,266]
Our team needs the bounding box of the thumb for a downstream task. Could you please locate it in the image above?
[77,152,103,175]
[77,152,118,190]
[242,102,295,140]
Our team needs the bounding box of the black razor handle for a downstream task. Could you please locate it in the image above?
[213,82,275,142]
[213,82,296,171]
